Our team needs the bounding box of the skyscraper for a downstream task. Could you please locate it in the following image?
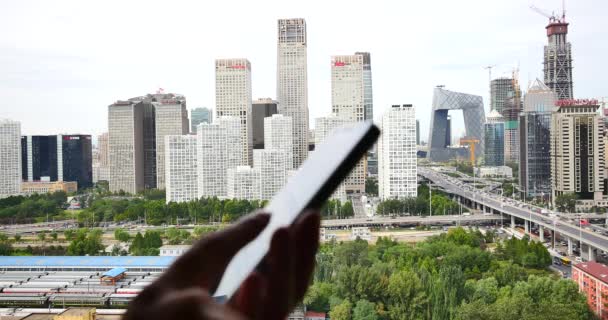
[519,79,556,197]
[215,58,252,166]
[196,123,228,198]
[0,119,21,198]
[355,52,374,122]
[551,100,606,210]
[264,114,293,169]
[108,92,188,193]
[108,100,145,193]
[378,105,417,200]
[154,95,189,189]
[490,78,514,114]
[217,116,243,172]
[483,110,505,167]
[332,55,366,193]
[227,166,261,200]
[165,135,197,203]
[97,133,109,182]
[416,120,420,146]
[277,18,308,169]
[57,135,93,189]
[190,107,213,132]
[253,149,288,200]
[543,15,573,100]
[315,115,350,199]
[252,98,278,149]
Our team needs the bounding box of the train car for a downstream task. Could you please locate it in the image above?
[49,293,107,307]
[2,287,62,294]
[107,293,137,307]
[0,294,48,307]
[21,281,70,287]
[116,288,142,294]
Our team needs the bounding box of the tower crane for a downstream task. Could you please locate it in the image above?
[460,137,480,166]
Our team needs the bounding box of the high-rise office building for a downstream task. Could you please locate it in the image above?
[543,15,573,100]
[252,98,278,149]
[227,166,261,200]
[165,135,198,203]
[97,133,109,182]
[378,105,417,199]
[315,115,350,199]
[503,87,522,164]
[108,92,188,193]
[490,78,514,114]
[108,100,145,193]
[416,120,420,146]
[332,55,366,193]
[215,58,252,166]
[551,100,606,209]
[191,107,213,132]
[22,135,93,190]
[0,119,21,198]
[483,110,505,167]
[217,116,243,172]
[355,52,374,122]
[253,149,288,200]
[264,114,293,169]
[428,87,485,162]
[277,18,308,169]
[519,79,557,197]
[196,123,227,198]
[154,95,188,190]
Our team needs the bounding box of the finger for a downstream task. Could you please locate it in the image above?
[293,211,321,301]
[153,288,248,320]
[262,228,292,320]
[162,213,270,290]
[229,271,266,320]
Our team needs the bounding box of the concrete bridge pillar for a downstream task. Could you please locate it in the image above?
[539,225,544,242]
[525,220,529,234]
[511,215,515,229]
[567,238,573,255]
[589,246,596,262]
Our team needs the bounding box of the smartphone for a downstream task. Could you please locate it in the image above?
[213,120,380,298]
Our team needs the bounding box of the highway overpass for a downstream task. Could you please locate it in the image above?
[419,167,608,261]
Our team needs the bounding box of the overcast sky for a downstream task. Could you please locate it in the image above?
[1,0,607,143]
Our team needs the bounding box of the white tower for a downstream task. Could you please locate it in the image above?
[277,18,308,169]
[0,119,21,198]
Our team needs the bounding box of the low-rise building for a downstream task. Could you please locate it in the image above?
[474,166,513,178]
[572,261,608,319]
[21,181,77,195]
[159,245,191,257]
[351,227,371,241]
[305,311,326,320]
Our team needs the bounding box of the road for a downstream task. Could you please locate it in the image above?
[321,214,500,228]
[419,167,608,256]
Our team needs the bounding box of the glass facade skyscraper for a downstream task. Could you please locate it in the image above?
[190,107,213,132]
[519,79,557,197]
[484,110,505,167]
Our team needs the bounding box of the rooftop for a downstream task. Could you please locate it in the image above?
[574,261,608,284]
[305,311,327,318]
[0,256,175,268]
[101,267,127,278]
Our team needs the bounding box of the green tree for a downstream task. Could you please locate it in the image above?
[50,231,58,241]
[330,300,352,320]
[342,201,354,218]
[14,234,21,242]
[365,178,378,196]
[114,228,131,242]
[37,232,46,243]
[352,300,378,320]
[304,282,336,313]
[555,193,577,213]
[387,269,427,320]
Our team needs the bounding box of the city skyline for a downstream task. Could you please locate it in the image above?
[2,1,607,143]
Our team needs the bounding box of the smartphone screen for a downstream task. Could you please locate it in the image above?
[213,121,379,298]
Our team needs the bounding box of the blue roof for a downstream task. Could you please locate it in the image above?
[102,267,127,278]
[0,256,176,268]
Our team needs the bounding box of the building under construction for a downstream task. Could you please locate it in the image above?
[538,7,574,99]
[490,78,514,114]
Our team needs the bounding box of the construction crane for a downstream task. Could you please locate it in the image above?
[460,137,480,166]
[530,0,566,23]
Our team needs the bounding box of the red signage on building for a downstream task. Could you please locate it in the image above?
[555,99,599,107]
[229,65,246,69]
[334,61,347,67]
